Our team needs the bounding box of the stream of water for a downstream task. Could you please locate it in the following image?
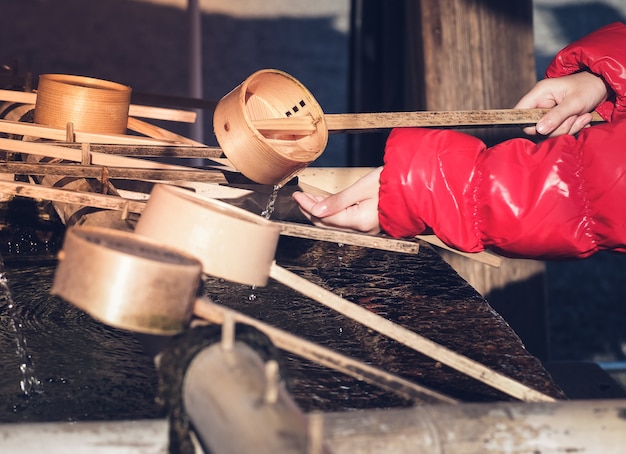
[0,259,42,397]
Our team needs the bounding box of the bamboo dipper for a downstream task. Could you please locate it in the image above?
[134,184,556,402]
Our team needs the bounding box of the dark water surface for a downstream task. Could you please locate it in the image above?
[0,198,563,423]
[0,262,163,423]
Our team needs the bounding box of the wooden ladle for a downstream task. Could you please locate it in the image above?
[134,184,555,402]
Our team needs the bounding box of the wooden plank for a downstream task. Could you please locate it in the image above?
[50,143,223,159]
[0,162,228,184]
[0,118,176,146]
[252,109,603,134]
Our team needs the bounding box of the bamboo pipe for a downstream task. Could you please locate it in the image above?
[322,399,626,453]
[252,108,605,134]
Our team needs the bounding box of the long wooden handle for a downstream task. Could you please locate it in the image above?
[0,162,227,184]
[0,178,422,255]
[0,180,146,213]
[253,108,605,134]
[274,220,419,255]
[192,297,457,404]
[0,137,197,170]
[268,262,556,402]
[0,118,174,146]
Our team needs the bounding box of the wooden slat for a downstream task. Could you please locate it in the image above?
[0,118,175,146]
[0,137,203,171]
[252,109,604,134]
[275,220,419,255]
[0,180,145,213]
[50,143,223,159]
[0,162,227,184]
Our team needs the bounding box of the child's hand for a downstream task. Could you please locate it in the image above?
[515,71,608,137]
[292,167,382,234]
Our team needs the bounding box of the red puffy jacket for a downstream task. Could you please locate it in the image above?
[378,22,626,260]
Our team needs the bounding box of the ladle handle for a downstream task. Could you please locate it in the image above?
[253,108,604,134]
[192,298,456,404]
[268,262,556,403]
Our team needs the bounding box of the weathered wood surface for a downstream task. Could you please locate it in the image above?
[0,162,228,184]
[252,109,603,134]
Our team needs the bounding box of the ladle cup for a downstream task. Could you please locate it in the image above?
[213,69,328,186]
[51,226,203,335]
[133,184,555,402]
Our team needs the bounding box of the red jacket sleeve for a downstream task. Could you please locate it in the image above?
[378,22,626,260]
[379,120,626,259]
